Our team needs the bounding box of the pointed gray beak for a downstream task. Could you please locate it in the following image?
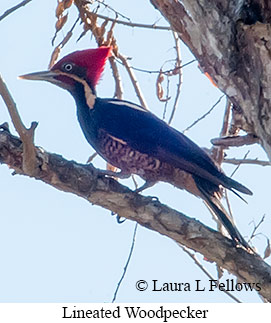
[19,70,58,82]
[18,70,70,89]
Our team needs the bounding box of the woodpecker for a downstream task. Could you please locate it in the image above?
[20,47,253,249]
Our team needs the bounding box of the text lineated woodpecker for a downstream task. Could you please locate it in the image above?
[20,47,253,249]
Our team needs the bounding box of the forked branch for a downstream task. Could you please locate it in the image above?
[0,75,38,175]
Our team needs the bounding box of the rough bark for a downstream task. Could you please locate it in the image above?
[1,127,271,301]
[150,0,271,159]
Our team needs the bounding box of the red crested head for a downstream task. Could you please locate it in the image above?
[51,46,111,89]
[19,47,111,95]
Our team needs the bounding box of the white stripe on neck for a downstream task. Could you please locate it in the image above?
[57,71,96,109]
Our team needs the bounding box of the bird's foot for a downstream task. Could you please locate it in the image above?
[0,122,10,132]
[111,211,126,224]
[99,169,131,179]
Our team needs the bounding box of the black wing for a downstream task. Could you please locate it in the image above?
[94,98,252,195]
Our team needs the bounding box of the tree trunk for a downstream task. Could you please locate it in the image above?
[151,0,271,159]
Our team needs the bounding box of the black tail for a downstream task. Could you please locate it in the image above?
[220,173,253,196]
[194,177,251,250]
[204,193,250,250]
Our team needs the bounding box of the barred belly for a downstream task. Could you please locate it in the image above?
[98,131,172,181]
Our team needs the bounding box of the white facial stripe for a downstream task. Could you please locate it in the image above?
[56,71,96,109]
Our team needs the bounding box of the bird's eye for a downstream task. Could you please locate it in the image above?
[63,63,73,72]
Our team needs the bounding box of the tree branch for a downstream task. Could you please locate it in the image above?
[117,53,149,110]
[0,75,38,175]
[109,55,123,100]
[1,127,271,301]
[224,158,271,167]
[211,134,259,148]
[212,98,232,166]
[168,31,183,125]
[93,12,171,31]
[0,0,32,22]
[183,95,225,133]
[112,223,138,302]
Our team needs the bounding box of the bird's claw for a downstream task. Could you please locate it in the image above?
[111,211,126,224]
[0,122,10,132]
[99,169,131,179]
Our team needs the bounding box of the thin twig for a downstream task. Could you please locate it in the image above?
[162,75,171,119]
[93,12,171,31]
[0,74,38,175]
[224,158,271,166]
[0,0,32,22]
[179,245,242,303]
[212,98,231,165]
[183,95,225,133]
[117,53,149,110]
[230,151,250,177]
[213,99,233,222]
[109,56,123,99]
[248,215,266,243]
[95,0,131,21]
[112,223,138,303]
[220,99,231,136]
[206,99,234,279]
[116,58,196,75]
[131,175,139,190]
[168,32,183,124]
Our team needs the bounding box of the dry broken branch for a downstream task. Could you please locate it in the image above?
[211,134,259,148]
[0,75,38,176]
